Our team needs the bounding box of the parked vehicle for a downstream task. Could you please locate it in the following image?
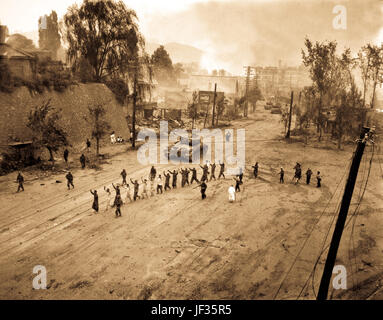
[271,105,282,114]
[264,101,273,110]
[165,136,208,163]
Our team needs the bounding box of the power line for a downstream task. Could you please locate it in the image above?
[273,156,352,299]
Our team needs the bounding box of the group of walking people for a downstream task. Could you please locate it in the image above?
[278,162,322,187]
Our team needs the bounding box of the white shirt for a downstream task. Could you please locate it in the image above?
[228,186,236,201]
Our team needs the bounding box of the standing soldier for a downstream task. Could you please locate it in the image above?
[63,148,69,165]
[141,178,149,199]
[210,163,216,181]
[233,176,241,192]
[150,166,157,181]
[104,186,112,211]
[121,169,127,186]
[252,162,259,178]
[114,194,122,217]
[86,138,91,152]
[169,169,178,188]
[157,174,163,194]
[190,167,199,184]
[90,190,99,213]
[199,181,208,200]
[279,167,284,184]
[130,178,141,201]
[16,172,24,192]
[306,168,313,185]
[163,171,171,191]
[238,167,244,184]
[218,161,225,179]
[80,154,86,169]
[293,162,302,184]
[316,171,322,188]
[65,171,74,190]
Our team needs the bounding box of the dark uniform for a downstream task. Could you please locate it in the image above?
[114,194,122,217]
[90,190,99,213]
[181,169,187,187]
[200,165,209,182]
[218,162,225,179]
[150,166,157,181]
[184,168,190,186]
[294,163,302,184]
[279,168,284,183]
[121,169,127,185]
[200,182,207,200]
[63,149,69,164]
[16,172,24,192]
[210,163,216,181]
[234,177,241,192]
[306,169,313,185]
[190,168,199,184]
[130,179,140,201]
[169,170,178,188]
[316,171,322,188]
[252,162,258,178]
[112,183,121,207]
[66,172,74,189]
[163,172,171,191]
[80,154,86,169]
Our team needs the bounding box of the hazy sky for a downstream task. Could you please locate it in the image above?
[1,0,382,74]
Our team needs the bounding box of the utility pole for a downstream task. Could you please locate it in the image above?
[131,69,137,148]
[317,127,371,300]
[285,91,294,138]
[244,66,251,117]
[211,83,217,127]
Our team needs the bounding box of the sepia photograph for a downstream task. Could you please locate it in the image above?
[0,0,383,306]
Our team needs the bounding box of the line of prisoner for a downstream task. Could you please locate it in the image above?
[15,160,322,217]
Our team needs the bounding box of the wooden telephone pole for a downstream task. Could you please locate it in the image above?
[211,83,217,127]
[285,91,294,138]
[131,70,138,149]
[317,127,371,300]
[244,66,251,117]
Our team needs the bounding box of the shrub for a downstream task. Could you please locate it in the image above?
[104,78,129,105]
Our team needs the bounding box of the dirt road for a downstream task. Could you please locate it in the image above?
[1,106,382,300]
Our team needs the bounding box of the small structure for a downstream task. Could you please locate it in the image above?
[0,25,37,81]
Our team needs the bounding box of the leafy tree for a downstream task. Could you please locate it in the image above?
[367,44,383,109]
[87,103,111,158]
[280,106,289,134]
[173,63,185,80]
[215,96,227,126]
[302,38,338,141]
[27,100,68,163]
[63,0,143,81]
[187,91,199,129]
[38,11,61,59]
[247,85,263,112]
[151,45,174,84]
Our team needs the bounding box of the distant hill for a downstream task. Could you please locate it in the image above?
[19,31,203,65]
[146,42,203,64]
